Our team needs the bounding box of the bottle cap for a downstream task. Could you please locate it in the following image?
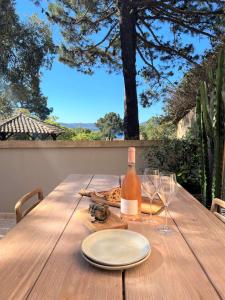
[128,147,135,164]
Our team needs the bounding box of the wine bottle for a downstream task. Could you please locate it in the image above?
[120,147,142,221]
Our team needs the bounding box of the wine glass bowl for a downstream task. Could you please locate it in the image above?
[142,168,160,223]
[142,177,156,199]
[157,172,177,234]
[159,173,176,204]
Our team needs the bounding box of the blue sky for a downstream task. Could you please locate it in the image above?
[16,1,210,123]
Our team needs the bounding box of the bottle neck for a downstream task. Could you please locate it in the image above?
[128,162,136,172]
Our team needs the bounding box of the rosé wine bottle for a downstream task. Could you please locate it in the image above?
[120,147,142,221]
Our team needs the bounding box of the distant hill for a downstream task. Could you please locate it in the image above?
[60,123,98,131]
[60,122,147,131]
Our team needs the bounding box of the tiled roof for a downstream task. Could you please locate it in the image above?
[0,113,64,135]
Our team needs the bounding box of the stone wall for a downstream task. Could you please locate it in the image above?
[176,108,196,139]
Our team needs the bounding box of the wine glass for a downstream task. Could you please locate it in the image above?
[142,168,160,223]
[157,172,177,234]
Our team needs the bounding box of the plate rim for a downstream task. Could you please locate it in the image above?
[81,229,150,266]
[81,250,151,270]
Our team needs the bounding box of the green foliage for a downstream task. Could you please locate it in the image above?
[140,116,176,140]
[0,1,55,119]
[45,115,60,126]
[0,92,15,117]
[71,131,102,141]
[47,1,121,74]
[45,117,103,140]
[197,48,225,207]
[37,0,224,139]
[58,127,102,141]
[96,112,123,140]
[44,0,224,100]
[144,138,201,194]
[164,47,223,123]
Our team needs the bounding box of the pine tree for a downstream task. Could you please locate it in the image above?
[37,0,224,138]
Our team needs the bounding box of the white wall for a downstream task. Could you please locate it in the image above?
[0,141,155,212]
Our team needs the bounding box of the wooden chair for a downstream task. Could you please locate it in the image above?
[211,198,225,223]
[15,188,44,223]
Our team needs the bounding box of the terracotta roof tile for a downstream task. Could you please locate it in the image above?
[0,113,64,135]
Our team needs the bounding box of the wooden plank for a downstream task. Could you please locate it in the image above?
[169,185,225,298]
[0,174,92,300]
[28,175,122,300]
[125,218,220,300]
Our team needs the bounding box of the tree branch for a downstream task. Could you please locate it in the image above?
[88,22,118,50]
[132,0,223,16]
[160,2,223,16]
[137,28,198,65]
[139,14,214,39]
[105,33,120,52]
[137,46,161,81]
[48,6,116,28]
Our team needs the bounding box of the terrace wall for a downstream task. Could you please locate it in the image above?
[0,141,156,212]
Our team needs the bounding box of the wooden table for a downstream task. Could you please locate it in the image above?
[0,174,225,300]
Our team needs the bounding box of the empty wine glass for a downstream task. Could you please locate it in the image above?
[142,168,160,223]
[157,172,177,234]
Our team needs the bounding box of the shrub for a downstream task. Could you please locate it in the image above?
[144,138,201,194]
[140,116,176,140]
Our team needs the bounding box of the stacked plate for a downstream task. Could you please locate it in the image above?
[81,229,151,270]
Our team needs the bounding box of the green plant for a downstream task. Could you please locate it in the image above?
[140,116,176,140]
[144,139,201,194]
[0,2,55,119]
[197,48,225,207]
[71,131,102,141]
[57,128,102,141]
[45,116,103,141]
[96,113,123,140]
[43,0,224,139]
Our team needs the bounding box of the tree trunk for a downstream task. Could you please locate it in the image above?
[119,2,139,140]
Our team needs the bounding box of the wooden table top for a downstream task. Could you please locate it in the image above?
[0,174,225,300]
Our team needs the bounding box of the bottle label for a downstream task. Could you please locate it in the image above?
[121,198,138,215]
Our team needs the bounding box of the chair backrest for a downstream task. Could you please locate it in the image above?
[15,188,44,223]
[211,198,225,223]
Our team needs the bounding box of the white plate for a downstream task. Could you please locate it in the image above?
[81,229,150,266]
[82,251,150,270]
